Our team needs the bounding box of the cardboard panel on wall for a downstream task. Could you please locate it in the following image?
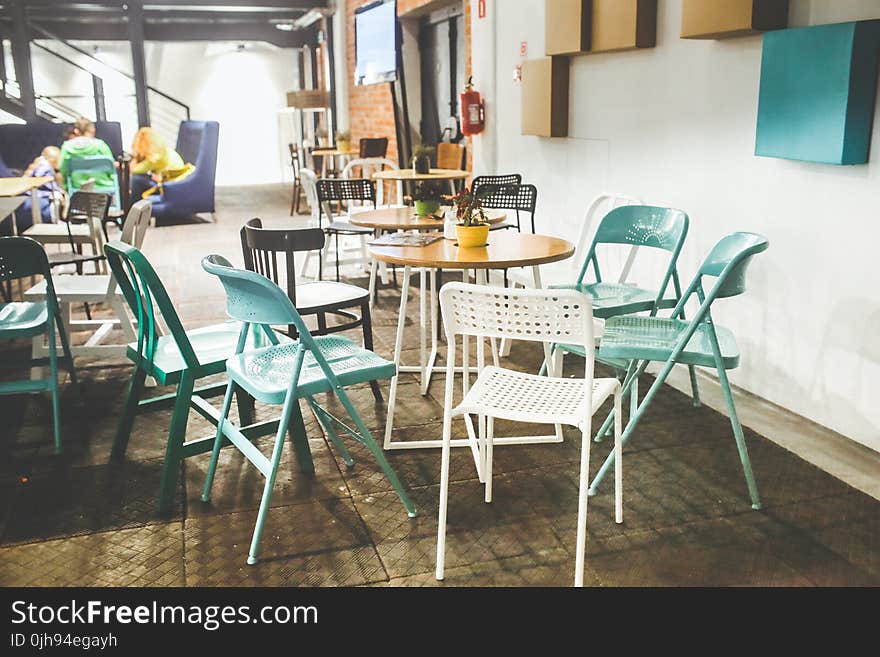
[755,20,880,165]
[681,0,789,40]
[591,0,657,53]
[546,0,590,56]
[522,57,569,138]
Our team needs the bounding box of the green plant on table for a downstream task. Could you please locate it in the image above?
[452,185,489,226]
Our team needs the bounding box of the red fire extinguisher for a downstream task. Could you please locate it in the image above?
[460,76,485,136]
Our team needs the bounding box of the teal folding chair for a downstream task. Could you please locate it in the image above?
[200,254,416,565]
[0,236,77,453]
[544,204,702,420]
[588,232,770,510]
[105,241,284,515]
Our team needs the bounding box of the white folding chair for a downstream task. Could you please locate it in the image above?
[341,157,404,208]
[435,282,623,586]
[26,200,153,360]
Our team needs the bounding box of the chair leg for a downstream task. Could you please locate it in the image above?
[360,300,383,402]
[287,399,315,475]
[290,180,300,216]
[715,360,761,510]
[55,309,77,385]
[111,365,147,461]
[337,386,415,517]
[335,233,341,282]
[202,380,237,502]
[234,385,255,426]
[574,416,592,587]
[308,397,355,467]
[47,318,62,454]
[484,416,494,503]
[435,404,453,580]
[687,365,702,407]
[248,387,300,565]
[157,373,195,516]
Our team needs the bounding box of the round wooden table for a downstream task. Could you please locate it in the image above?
[369,231,575,451]
[373,168,469,197]
[311,147,359,177]
[349,206,507,232]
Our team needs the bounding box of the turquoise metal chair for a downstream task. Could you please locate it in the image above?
[0,236,76,453]
[200,254,416,565]
[105,241,286,515]
[588,232,770,510]
[544,204,702,418]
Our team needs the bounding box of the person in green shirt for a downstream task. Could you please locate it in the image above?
[58,117,116,190]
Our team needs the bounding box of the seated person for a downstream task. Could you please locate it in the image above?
[129,127,194,199]
[58,117,116,192]
[14,146,64,232]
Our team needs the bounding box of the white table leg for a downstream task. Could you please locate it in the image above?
[383,264,411,448]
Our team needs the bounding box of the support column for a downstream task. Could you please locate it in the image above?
[10,0,36,120]
[127,1,150,127]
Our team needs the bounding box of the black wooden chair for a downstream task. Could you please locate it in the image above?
[240,217,382,401]
[288,143,305,215]
[359,137,389,159]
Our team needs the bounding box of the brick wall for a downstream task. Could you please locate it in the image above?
[346,0,472,168]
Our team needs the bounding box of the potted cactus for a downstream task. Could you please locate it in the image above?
[412,144,434,174]
[452,185,490,247]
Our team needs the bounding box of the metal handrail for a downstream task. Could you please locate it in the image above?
[29,21,191,120]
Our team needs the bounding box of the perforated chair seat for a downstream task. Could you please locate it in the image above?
[453,365,619,429]
[295,280,368,313]
[551,281,678,319]
[598,315,740,369]
[0,301,49,338]
[126,320,285,384]
[226,335,396,404]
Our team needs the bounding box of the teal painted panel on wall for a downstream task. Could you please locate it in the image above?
[755,20,880,165]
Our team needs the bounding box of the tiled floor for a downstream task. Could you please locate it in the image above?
[0,185,877,587]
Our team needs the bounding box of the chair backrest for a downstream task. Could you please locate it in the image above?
[574,192,642,279]
[359,137,389,159]
[202,254,362,393]
[0,236,59,314]
[299,168,320,222]
[316,178,376,225]
[578,205,689,312]
[119,200,152,247]
[239,217,324,306]
[437,142,465,170]
[66,156,120,208]
[104,241,195,369]
[340,158,400,205]
[440,282,596,380]
[472,173,522,194]
[694,232,769,301]
[472,182,538,233]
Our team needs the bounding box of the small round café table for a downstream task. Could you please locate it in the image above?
[372,168,470,195]
[311,147,359,177]
[349,206,508,306]
[368,230,575,452]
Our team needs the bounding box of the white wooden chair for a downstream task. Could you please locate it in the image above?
[26,200,153,360]
[435,282,623,586]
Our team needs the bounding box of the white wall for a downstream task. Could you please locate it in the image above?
[146,42,299,186]
[471,0,880,451]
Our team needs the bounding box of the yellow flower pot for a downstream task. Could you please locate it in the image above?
[337,140,351,152]
[456,223,489,248]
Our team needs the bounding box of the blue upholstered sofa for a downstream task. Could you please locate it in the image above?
[144,120,219,223]
[0,121,124,170]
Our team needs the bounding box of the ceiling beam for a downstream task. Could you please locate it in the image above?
[14,1,328,9]
[0,19,320,48]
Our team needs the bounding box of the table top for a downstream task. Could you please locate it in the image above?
[0,176,53,197]
[312,148,358,157]
[0,196,25,217]
[349,206,508,231]
[369,231,575,269]
[372,168,470,182]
